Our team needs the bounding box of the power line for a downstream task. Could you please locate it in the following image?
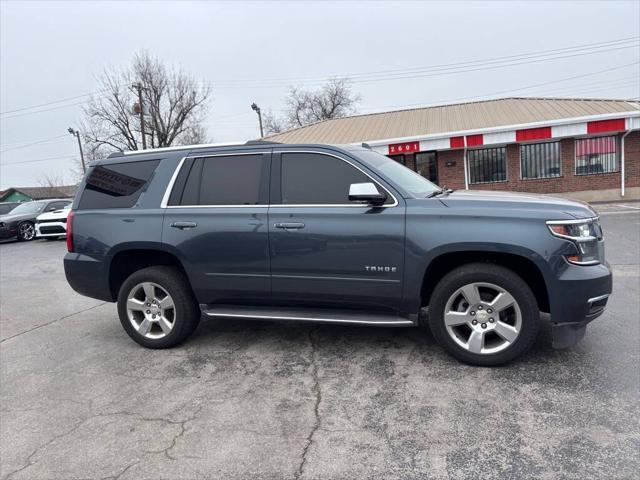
[0,135,70,153]
[1,36,637,118]
[357,62,640,112]
[208,44,640,89]
[207,36,640,86]
[0,154,77,166]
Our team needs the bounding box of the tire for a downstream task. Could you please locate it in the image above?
[428,263,539,366]
[117,266,201,349]
[17,221,36,241]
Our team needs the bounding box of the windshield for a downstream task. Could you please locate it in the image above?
[356,150,440,197]
[7,202,44,215]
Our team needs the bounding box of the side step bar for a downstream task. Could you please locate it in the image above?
[201,304,416,327]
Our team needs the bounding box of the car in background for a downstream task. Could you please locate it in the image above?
[0,199,71,241]
[0,202,21,215]
[36,205,71,240]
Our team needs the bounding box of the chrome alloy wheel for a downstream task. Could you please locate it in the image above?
[19,223,35,240]
[126,282,176,339]
[443,282,522,355]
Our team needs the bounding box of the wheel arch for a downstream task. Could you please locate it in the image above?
[419,247,551,313]
[107,244,192,301]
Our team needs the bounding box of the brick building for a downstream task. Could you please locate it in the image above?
[267,98,640,200]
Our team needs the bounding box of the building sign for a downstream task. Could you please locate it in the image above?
[388,141,420,155]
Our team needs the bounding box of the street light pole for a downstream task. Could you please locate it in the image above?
[132,82,147,149]
[251,102,264,138]
[67,127,86,173]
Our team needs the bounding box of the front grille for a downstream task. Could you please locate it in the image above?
[37,218,66,224]
[39,226,66,234]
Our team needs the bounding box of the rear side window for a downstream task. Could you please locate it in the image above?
[280,152,385,205]
[77,160,160,209]
[173,154,266,206]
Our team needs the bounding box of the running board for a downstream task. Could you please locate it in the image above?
[200,304,416,327]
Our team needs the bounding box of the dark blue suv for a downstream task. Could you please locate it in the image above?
[64,142,612,365]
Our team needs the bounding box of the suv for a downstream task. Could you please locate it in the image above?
[64,142,611,366]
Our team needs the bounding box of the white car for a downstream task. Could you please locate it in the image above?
[35,206,71,239]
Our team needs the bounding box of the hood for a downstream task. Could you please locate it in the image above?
[36,209,70,221]
[436,190,596,220]
[0,212,37,223]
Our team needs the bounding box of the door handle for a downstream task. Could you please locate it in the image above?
[274,222,305,230]
[170,221,198,230]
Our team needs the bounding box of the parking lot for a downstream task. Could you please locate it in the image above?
[1,205,638,480]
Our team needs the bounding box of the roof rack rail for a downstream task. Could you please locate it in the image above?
[244,140,281,145]
[107,151,125,158]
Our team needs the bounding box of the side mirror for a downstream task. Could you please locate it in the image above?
[48,207,57,212]
[348,182,387,205]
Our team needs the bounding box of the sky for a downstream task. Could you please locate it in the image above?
[1,0,639,189]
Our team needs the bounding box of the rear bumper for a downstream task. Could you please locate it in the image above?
[64,252,113,302]
[548,260,612,349]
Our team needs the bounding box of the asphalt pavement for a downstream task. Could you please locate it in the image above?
[1,205,638,479]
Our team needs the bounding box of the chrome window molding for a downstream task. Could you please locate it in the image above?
[160,149,399,209]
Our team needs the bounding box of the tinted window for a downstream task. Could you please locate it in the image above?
[281,153,383,205]
[178,155,265,205]
[6,202,44,215]
[78,160,160,209]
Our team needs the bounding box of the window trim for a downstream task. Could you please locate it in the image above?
[574,135,620,176]
[271,150,398,208]
[466,146,508,185]
[161,152,271,208]
[162,150,399,209]
[519,140,562,181]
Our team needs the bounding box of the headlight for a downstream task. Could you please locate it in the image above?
[546,217,602,265]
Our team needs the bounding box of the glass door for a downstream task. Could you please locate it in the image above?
[415,152,438,184]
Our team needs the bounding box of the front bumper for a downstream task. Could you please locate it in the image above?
[0,226,17,239]
[36,221,67,238]
[548,259,612,349]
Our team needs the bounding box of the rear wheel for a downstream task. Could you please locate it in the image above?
[428,263,539,366]
[117,266,200,348]
[17,222,35,241]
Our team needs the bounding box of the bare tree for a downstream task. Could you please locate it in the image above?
[264,78,359,135]
[82,51,210,157]
[37,172,66,188]
[263,110,285,135]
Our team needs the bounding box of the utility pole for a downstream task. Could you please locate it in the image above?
[251,102,264,138]
[132,82,147,149]
[67,127,86,173]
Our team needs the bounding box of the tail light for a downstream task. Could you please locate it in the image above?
[66,210,74,252]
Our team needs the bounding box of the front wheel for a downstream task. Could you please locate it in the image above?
[117,266,201,348]
[428,263,539,366]
[17,222,36,241]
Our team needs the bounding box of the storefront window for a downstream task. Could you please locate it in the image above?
[575,136,619,175]
[467,147,507,184]
[415,152,438,184]
[520,141,561,179]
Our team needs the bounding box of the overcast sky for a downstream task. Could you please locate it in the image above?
[1,0,639,189]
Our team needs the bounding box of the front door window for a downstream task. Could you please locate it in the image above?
[415,152,438,184]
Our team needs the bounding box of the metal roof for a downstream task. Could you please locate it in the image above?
[265,97,640,144]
